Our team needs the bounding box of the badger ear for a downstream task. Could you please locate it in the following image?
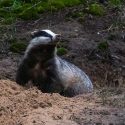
[30,30,39,38]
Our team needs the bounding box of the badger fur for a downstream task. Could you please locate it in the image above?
[16,29,93,97]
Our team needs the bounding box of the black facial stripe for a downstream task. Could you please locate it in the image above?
[32,31,53,40]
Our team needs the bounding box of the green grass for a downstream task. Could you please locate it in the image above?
[9,42,27,53]
[57,47,68,56]
[0,0,83,22]
[109,0,123,6]
[89,3,105,16]
[0,0,123,24]
[0,0,13,7]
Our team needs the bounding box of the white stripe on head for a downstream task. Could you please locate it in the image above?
[42,29,58,40]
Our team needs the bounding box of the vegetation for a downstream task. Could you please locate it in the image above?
[97,41,109,51]
[0,0,83,22]
[88,3,105,16]
[109,0,123,6]
[9,42,27,53]
[57,47,68,56]
[0,0,123,23]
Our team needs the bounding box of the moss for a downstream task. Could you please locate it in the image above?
[37,6,45,13]
[11,1,23,13]
[109,0,123,6]
[0,0,13,7]
[0,0,83,23]
[89,3,105,16]
[18,5,39,20]
[50,0,65,9]
[2,17,15,25]
[22,0,48,3]
[37,0,81,13]
[9,42,27,53]
[57,47,68,56]
[62,0,81,7]
[0,8,10,18]
[97,41,109,51]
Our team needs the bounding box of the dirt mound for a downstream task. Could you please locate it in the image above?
[0,79,125,125]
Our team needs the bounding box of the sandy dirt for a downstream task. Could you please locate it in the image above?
[0,79,125,125]
[0,5,125,125]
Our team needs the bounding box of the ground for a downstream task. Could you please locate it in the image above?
[0,4,125,125]
[1,80,125,125]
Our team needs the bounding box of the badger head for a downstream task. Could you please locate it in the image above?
[25,30,60,59]
[30,29,60,44]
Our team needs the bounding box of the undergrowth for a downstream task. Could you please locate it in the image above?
[0,0,124,24]
[0,0,83,23]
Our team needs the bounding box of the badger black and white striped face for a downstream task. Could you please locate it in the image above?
[25,30,60,58]
[31,30,56,40]
[31,29,60,44]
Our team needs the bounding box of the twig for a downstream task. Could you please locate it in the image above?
[97,24,123,34]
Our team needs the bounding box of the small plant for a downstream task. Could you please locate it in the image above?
[9,42,27,53]
[36,6,45,13]
[16,3,39,20]
[57,47,68,56]
[19,9,38,20]
[0,0,13,7]
[2,17,15,25]
[89,3,105,16]
[97,41,109,51]
[0,8,9,18]
[109,0,123,6]
[49,0,65,9]
[62,0,81,7]
[71,11,84,18]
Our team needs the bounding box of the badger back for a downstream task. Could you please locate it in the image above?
[54,56,93,96]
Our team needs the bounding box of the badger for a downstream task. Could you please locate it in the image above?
[16,29,93,97]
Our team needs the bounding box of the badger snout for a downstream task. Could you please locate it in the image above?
[53,34,61,43]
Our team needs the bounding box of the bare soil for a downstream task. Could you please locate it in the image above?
[0,5,125,125]
[1,79,125,125]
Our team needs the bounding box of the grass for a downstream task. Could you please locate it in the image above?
[109,0,123,6]
[0,0,123,24]
[9,42,27,53]
[0,0,83,22]
[57,47,68,56]
[89,3,105,16]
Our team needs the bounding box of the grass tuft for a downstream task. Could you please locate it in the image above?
[89,3,105,16]
[97,41,109,51]
[9,42,27,53]
[57,47,68,56]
